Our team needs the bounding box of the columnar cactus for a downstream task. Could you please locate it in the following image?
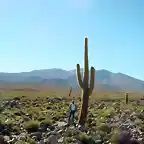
[68,85,72,96]
[76,37,95,126]
[125,92,128,104]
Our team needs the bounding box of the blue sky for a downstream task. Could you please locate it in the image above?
[0,0,144,79]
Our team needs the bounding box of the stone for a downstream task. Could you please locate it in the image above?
[58,137,64,143]
[0,135,5,144]
[57,121,67,127]
[3,136,10,142]
[47,135,57,144]
[30,132,42,141]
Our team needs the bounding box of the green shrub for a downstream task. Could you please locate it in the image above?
[76,132,95,144]
[64,137,73,143]
[40,118,53,126]
[24,120,39,133]
[109,128,120,144]
[65,129,73,137]
[98,123,111,133]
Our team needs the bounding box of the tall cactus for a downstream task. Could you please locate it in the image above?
[76,37,95,126]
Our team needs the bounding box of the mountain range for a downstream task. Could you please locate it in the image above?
[0,68,144,92]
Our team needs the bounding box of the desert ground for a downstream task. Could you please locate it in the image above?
[0,84,143,100]
[0,84,144,144]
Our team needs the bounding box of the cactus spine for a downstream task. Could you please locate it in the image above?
[125,92,128,104]
[76,37,95,126]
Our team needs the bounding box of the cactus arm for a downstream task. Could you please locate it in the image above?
[76,64,84,89]
[89,67,95,96]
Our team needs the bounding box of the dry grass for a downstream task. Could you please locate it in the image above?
[0,84,143,102]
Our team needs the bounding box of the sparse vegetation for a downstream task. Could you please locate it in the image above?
[0,84,143,143]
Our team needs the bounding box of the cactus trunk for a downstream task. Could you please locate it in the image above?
[79,89,89,125]
[76,37,95,126]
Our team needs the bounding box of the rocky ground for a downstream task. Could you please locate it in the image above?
[0,96,144,144]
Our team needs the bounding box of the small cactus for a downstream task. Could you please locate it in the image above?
[125,92,128,104]
[76,37,95,126]
[68,85,72,96]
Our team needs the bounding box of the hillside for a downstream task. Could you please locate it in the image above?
[0,69,144,92]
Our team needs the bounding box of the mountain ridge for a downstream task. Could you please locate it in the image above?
[0,69,143,92]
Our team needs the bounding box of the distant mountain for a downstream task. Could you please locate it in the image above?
[0,68,144,92]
